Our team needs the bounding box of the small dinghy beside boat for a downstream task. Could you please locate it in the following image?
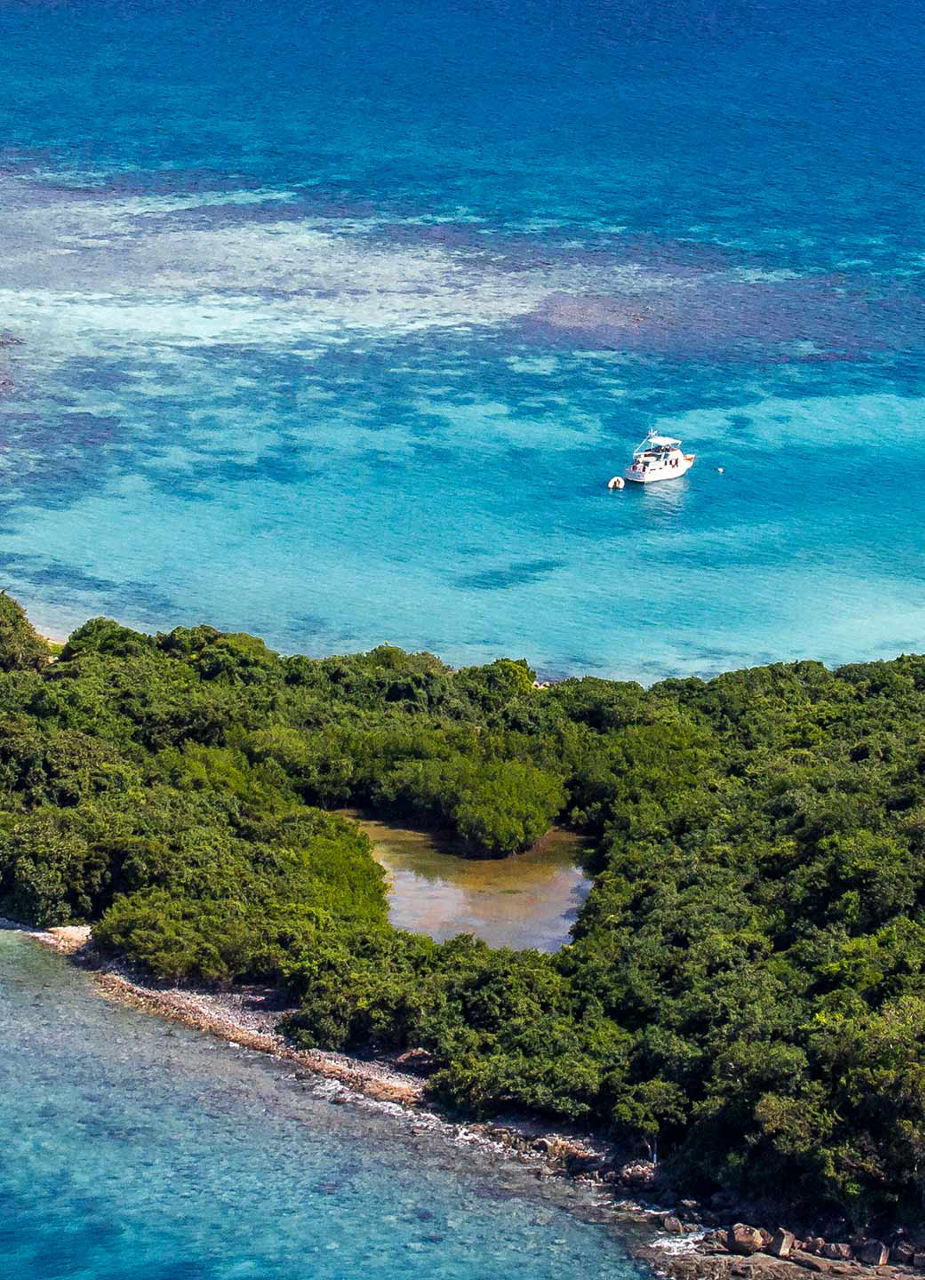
[624,431,696,484]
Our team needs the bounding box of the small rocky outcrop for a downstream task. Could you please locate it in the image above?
[821,1244,853,1262]
[702,1229,730,1253]
[729,1225,772,1255]
[891,1241,914,1267]
[618,1159,657,1188]
[857,1241,889,1267]
[769,1230,795,1259]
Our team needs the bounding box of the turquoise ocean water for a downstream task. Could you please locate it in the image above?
[1,932,642,1279]
[0,0,922,679]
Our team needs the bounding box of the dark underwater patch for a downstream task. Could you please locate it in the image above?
[456,558,565,591]
[0,552,177,620]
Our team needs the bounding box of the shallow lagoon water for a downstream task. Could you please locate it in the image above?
[0,931,643,1280]
[0,0,922,678]
[348,814,592,950]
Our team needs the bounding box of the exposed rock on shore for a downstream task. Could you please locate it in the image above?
[43,925,93,954]
[729,1225,773,1255]
[19,923,925,1280]
[636,1218,925,1280]
[91,969,427,1108]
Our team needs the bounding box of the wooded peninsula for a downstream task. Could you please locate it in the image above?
[1,593,923,1230]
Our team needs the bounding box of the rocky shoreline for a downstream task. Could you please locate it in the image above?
[17,923,925,1280]
[634,1220,925,1280]
[29,925,632,1172]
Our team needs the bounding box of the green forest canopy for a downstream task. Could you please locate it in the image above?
[2,592,925,1226]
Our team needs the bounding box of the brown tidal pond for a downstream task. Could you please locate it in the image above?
[342,812,593,952]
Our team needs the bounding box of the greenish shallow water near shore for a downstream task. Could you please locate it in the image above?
[0,931,643,1280]
[346,813,592,950]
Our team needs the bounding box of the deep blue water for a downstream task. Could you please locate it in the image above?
[0,0,923,678]
[0,932,642,1279]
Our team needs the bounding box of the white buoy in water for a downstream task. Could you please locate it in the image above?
[608,475,625,490]
[717,467,724,474]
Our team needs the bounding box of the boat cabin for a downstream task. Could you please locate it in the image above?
[631,434,683,470]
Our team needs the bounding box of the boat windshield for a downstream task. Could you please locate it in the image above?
[634,445,676,460]
[633,433,681,457]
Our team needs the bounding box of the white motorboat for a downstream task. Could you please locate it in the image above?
[624,431,696,484]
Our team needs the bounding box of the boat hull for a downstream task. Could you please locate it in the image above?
[624,454,696,484]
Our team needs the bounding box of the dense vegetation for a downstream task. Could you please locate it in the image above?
[3,592,925,1226]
